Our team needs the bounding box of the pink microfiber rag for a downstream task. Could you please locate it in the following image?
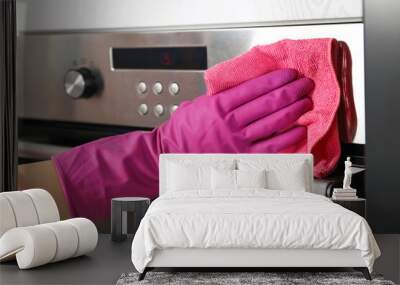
[205,38,343,178]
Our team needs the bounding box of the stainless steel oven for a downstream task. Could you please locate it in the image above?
[17,23,365,161]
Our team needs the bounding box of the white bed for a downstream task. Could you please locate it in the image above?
[131,154,380,280]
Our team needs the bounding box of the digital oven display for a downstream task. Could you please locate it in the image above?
[111,47,207,70]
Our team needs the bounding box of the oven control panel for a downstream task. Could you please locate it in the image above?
[134,81,180,117]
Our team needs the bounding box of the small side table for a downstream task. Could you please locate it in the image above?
[111,197,150,242]
[332,198,366,218]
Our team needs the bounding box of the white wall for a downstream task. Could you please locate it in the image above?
[17,0,362,31]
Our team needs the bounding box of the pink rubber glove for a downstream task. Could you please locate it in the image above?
[53,68,314,221]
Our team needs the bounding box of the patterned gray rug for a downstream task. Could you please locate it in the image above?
[116,272,396,285]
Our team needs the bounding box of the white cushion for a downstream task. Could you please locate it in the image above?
[23,189,60,224]
[238,159,308,191]
[65,218,98,257]
[0,192,39,227]
[166,159,235,192]
[236,169,267,189]
[42,221,79,262]
[0,226,57,269]
[0,189,60,238]
[0,196,17,237]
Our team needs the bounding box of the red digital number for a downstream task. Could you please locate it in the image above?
[162,53,172,66]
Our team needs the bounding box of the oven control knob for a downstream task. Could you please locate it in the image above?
[168,83,180,96]
[152,82,163,95]
[153,104,165,117]
[169,104,179,114]
[64,68,99,99]
[137,82,147,94]
[138,104,149,116]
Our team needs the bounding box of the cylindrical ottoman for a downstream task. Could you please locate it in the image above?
[111,197,150,242]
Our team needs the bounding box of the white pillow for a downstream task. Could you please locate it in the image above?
[211,168,236,190]
[167,163,210,191]
[236,169,267,188]
[166,159,235,192]
[238,159,308,191]
[211,169,267,190]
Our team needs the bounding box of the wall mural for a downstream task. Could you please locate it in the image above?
[50,37,360,221]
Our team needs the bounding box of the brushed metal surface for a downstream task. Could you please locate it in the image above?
[18,23,365,138]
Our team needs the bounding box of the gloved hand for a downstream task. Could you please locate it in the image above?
[53,68,314,220]
[160,68,313,153]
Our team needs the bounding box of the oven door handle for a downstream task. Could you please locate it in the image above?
[18,141,71,160]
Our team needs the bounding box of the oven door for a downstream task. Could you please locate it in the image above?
[18,119,150,162]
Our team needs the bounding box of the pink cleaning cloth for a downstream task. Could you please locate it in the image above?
[205,38,342,178]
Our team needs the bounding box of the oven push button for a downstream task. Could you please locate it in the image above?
[153,104,165,117]
[168,83,180,96]
[170,105,179,114]
[138,104,149,116]
[152,82,163,95]
[137,82,147,94]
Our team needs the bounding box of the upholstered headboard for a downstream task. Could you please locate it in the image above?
[159,154,314,195]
